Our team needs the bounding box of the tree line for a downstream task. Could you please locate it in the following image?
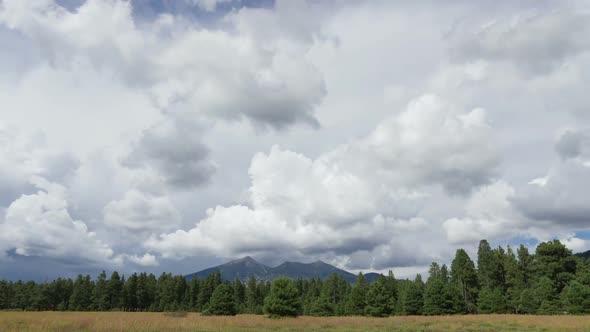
[1,239,590,316]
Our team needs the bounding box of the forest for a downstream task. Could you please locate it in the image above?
[1,239,589,317]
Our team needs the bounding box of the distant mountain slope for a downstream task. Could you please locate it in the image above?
[185,256,383,283]
[267,261,358,283]
[575,250,590,259]
[185,256,270,281]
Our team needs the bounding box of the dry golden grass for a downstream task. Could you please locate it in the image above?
[1,312,590,332]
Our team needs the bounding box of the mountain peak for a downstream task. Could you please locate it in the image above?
[230,256,258,264]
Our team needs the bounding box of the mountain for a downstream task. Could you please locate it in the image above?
[185,256,270,281]
[185,257,382,283]
[267,261,357,283]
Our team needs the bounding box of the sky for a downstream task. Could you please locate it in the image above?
[1,0,590,281]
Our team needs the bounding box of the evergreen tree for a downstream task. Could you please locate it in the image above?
[491,246,507,291]
[346,273,367,315]
[197,271,221,311]
[365,278,394,317]
[233,278,246,311]
[517,245,532,288]
[107,271,123,310]
[92,271,109,311]
[69,275,94,311]
[560,280,590,314]
[263,277,301,317]
[478,287,507,314]
[533,276,560,314]
[322,274,348,309]
[517,288,536,314]
[245,276,262,314]
[424,263,447,315]
[136,273,151,311]
[477,240,495,288]
[206,283,237,315]
[532,240,576,294]
[404,274,424,315]
[188,277,200,311]
[450,249,478,312]
[308,295,334,316]
[125,273,138,311]
[382,271,398,305]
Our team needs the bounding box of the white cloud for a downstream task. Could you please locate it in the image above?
[443,181,525,245]
[0,0,326,129]
[448,11,590,74]
[104,188,180,233]
[0,177,120,265]
[123,113,216,190]
[146,94,498,268]
[125,253,159,267]
[0,123,78,206]
[515,157,590,227]
[2,0,590,277]
[185,0,233,12]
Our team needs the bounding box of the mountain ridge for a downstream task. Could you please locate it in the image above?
[185,257,382,283]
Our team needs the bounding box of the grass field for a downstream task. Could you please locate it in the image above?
[1,312,590,332]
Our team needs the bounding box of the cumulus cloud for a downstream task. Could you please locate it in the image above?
[3,0,590,277]
[125,253,159,267]
[104,189,180,233]
[123,114,216,190]
[515,160,590,227]
[443,181,524,245]
[0,177,119,266]
[555,129,590,161]
[448,11,590,74]
[146,94,498,268]
[0,0,326,129]
[0,123,79,206]
[444,127,590,247]
[511,129,590,227]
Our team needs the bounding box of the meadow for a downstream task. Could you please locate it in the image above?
[1,312,590,332]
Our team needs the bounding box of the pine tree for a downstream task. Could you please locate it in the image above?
[308,295,334,316]
[69,275,94,311]
[107,271,123,310]
[197,271,221,311]
[322,274,348,309]
[125,273,138,311]
[477,240,494,288]
[504,246,520,313]
[478,287,506,313]
[450,249,478,312]
[206,283,237,315]
[346,273,367,315]
[533,276,559,314]
[364,278,394,317]
[517,288,537,314]
[383,271,398,305]
[233,279,245,312]
[188,277,200,311]
[263,277,301,317]
[532,240,576,294]
[517,244,532,288]
[245,276,262,314]
[136,273,151,311]
[404,274,424,315]
[560,280,590,314]
[92,271,109,311]
[424,263,447,315]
